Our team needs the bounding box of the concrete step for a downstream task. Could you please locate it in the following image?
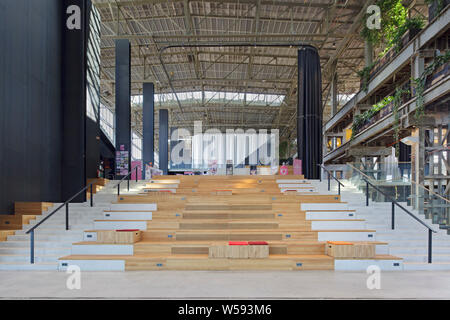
[390,246,450,255]
[0,247,70,255]
[403,262,450,270]
[399,254,450,263]
[0,254,62,263]
[0,262,58,270]
[8,234,82,241]
[0,241,76,248]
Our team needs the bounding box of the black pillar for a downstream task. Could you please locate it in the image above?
[143,83,155,179]
[159,109,169,175]
[297,46,323,179]
[61,0,90,201]
[115,39,131,178]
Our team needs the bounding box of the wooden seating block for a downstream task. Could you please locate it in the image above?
[209,244,269,259]
[326,241,375,258]
[115,230,143,244]
[248,245,269,259]
[97,231,115,243]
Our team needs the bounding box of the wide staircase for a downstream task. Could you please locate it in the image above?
[334,181,450,270]
[57,175,403,271]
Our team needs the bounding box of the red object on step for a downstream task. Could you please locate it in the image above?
[116,229,140,232]
[228,241,248,246]
[248,241,268,245]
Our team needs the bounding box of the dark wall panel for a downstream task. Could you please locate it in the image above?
[0,0,63,214]
[142,83,155,178]
[61,0,88,201]
[159,109,169,175]
[115,39,131,178]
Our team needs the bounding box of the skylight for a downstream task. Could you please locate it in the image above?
[131,91,285,107]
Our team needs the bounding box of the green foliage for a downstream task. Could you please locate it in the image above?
[357,63,375,93]
[391,18,425,53]
[413,50,450,123]
[351,95,394,138]
[361,0,408,47]
[279,141,289,159]
[361,1,424,55]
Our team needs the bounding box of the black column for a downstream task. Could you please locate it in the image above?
[115,39,131,179]
[297,46,323,179]
[142,83,155,178]
[159,109,169,175]
[61,0,90,201]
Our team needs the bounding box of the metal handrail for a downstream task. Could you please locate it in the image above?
[26,183,94,264]
[348,162,450,204]
[348,163,437,263]
[318,164,345,195]
[116,166,139,196]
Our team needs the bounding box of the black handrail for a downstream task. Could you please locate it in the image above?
[26,183,94,264]
[116,166,139,196]
[362,177,436,263]
[318,164,345,195]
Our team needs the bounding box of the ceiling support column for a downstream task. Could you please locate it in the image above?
[115,39,131,178]
[142,82,155,179]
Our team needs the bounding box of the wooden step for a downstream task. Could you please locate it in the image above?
[59,253,333,271]
[14,202,52,215]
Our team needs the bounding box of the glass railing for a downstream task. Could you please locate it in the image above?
[347,162,450,233]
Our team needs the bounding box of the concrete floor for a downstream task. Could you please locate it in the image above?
[1,271,450,299]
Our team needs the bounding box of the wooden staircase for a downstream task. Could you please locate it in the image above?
[59,175,403,271]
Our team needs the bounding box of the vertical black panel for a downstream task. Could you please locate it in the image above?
[61,0,89,201]
[297,46,323,179]
[0,0,63,214]
[159,109,169,175]
[115,39,131,178]
[143,83,155,178]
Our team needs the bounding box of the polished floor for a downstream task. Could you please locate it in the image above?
[0,270,450,299]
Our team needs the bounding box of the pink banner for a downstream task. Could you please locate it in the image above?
[293,159,302,176]
[131,161,142,180]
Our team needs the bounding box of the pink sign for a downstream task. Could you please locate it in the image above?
[279,165,289,175]
[131,161,142,181]
[293,159,302,176]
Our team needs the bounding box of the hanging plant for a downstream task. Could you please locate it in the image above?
[392,87,410,157]
[391,17,424,53]
[351,95,394,138]
[361,0,408,50]
[357,63,375,93]
[413,50,450,123]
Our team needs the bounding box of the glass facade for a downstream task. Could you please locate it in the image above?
[86,5,101,123]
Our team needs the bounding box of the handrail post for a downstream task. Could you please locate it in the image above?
[338,182,341,196]
[117,183,120,196]
[65,203,69,231]
[366,181,369,206]
[327,172,330,191]
[30,230,35,264]
[428,229,432,264]
[136,166,138,183]
[127,173,130,191]
[90,184,93,207]
[391,202,395,230]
